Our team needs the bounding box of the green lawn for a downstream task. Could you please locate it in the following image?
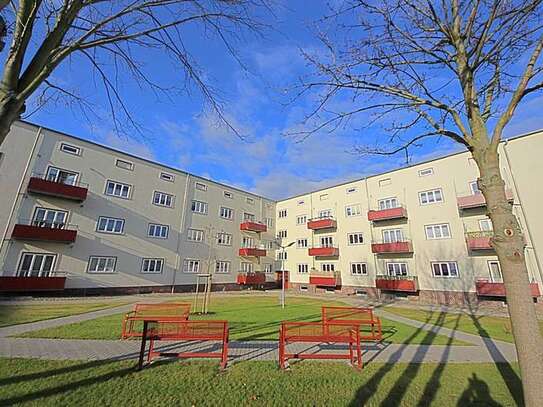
[383,306,543,343]
[19,296,469,345]
[0,302,128,327]
[0,358,522,406]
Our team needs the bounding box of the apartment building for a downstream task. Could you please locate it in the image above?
[0,121,277,294]
[276,130,543,305]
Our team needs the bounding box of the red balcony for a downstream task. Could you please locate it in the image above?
[371,241,413,254]
[368,206,407,222]
[239,247,266,257]
[237,272,266,285]
[466,231,493,251]
[475,280,540,297]
[457,189,513,210]
[309,271,341,287]
[27,176,88,201]
[11,222,77,243]
[0,274,67,292]
[308,246,339,257]
[307,217,337,230]
[240,221,267,233]
[375,276,418,292]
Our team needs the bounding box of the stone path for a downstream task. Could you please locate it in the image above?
[0,295,518,365]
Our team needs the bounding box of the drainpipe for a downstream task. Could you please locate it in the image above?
[502,140,543,285]
[0,126,43,274]
[171,174,191,293]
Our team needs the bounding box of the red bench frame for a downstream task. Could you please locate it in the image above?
[322,306,382,341]
[279,321,362,370]
[121,303,191,339]
[137,319,229,370]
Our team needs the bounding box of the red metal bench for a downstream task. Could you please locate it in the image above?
[322,306,382,342]
[137,319,229,370]
[121,303,191,339]
[279,321,362,370]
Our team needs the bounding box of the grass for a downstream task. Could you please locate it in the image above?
[0,302,128,327]
[0,358,522,406]
[383,306,543,344]
[19,296,470,345]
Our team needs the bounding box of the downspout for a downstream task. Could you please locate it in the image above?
[0,126,43,274]
[171,174,191,293]
[502,140,543,285]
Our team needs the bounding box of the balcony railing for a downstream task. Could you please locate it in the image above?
[367,206,408,222]
[308,245,339,257]
[457,189,513,210]
[11,220,77,243]
[466,231,494,251]
[309,270,341,287]
[371,240,413,254]
[240,221,267,233]
[27,174,88,201]
[375,275,418,292]
[475,279,540,297]
[307,216,337,230]
[0,272,68,292]
[236,272,266,285]
[239,247,267,257]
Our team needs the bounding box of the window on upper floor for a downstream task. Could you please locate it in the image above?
[351,263,368,275]
[153,191,173,207]
[278,209,287,218]
[191,200,208,214]
[320,235,334,247]
[382,229,404,243]
[348,232,364,245]
[298,264,309,273]
[296,238,308,248]
[116,159,134,171]
[241,262,254,273]
[431,262,459,278]
[418,168,434,177]
[96,216,125,234]
[215,260,231,274]
[277,251,287,261]
[105,180,131,199]
[160,172,175,182]
[297,199,305,205]
[419,188,443,205]
[142,258,163,273]
[480,218,493,231]
[60,143,81,156]
[346,187,357,194]
[46,166,79,186]
[425,223,451,240]
[219,206,234,220]
[321,263,335,272]
[387,262,408,276]
[148,223,169,239]
[195,182,207,191]
[296,215,307,225]
[241,236,255,248]
[318,209,332,218]
[187,228,204,242]
[32,207,67,228]
[379,178,391,187]
[244,212,255,222]
[217,232,232,246]
[319,193,329,201]
[470,181,481,195]
[263,264,273,273]
[246,197,255,204]
[224,191,233,199]
[277,230,287,239]
[378,197,399,210]
[345,204,362,217]
[265,217,273,228]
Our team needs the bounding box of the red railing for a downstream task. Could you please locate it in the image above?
[367,206,407,222]
[322,306,382,341]
[371,241,413,254]
[308,246,339,257]
[27,176,88,201]
[240,221,267,233]
[307,217,337,230]
[237,272,266,285]
[238,247,266,257]
[375,275,418,292]
[457,189,513,210]
[309,271,341,287]
[121,303,191,339]
[475,280,540,297]
[11,222,77,243]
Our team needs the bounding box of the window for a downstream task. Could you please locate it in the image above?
[244,213,256,222]
[88,256,116,273]
[379,178,391,187]
[263,240,274,250]
[142,258,163,273]
[215,261,230,274]
[60,143,81,155]
[348,232,364,245]
[277,230,287,239]
[224,191,233,199]
[246,197,255,204]
[387,262,408,276]
[297,200,305,205]
[378,197,399,210]
[321,263,335,272]
[148,223,169,239]
[18,253,56,277]
[345,204,362,217]
[116,159,133,171]
[263,264,273,274]
[419,188,443,205]
[217,232,232,246]
[187,228,204,242]
[297,238,308,248]
[46,166,78,185]
[219,206,234,220]
[480,219,493,231]
[277,251,287,260]
[470,181,481,195]
[418,168,434,177]
[183,259,200,273]
[241,236,255,248]
[346,187,357,194]
[319,193,329,201]
[431,262,459,278]
[425,224,451,240]
[191,200,208,214]
[318,209,332,218]
[241,262,254,273]
[265,217,273,228]
[97,216,124,234]
[32,207,67,228]
[160,172,175,182]
[383,229,404,243]
[296,215,307,225]
[351,263,368,275]
[320,235,334,247]
[105,180,131,198]
[278,209,287,218]
[488,261,503,282]
[153,191,173,207]
[195,182,207,191]
[298,264,309,273]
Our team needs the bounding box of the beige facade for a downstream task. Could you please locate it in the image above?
[1,120,542,303]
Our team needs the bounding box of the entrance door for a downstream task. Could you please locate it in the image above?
[18,253,56,277]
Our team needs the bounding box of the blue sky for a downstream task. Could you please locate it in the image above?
[24,1,543,200]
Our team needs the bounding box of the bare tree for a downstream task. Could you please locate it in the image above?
[294,1,543,404]
[0,0,271,146]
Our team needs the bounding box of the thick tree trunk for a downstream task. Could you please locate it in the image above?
[474,147,543,406]
[0,97,23,146]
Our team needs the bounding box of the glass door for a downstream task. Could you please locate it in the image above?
[33,208,67,228]
[18,253,56,277]
[46,166,78,185]
[488,261,503,283]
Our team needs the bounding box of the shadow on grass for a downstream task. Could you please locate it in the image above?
[456,373,503,407]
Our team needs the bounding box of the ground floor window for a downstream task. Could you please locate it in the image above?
[351,263,368,275]
[88,256,116,273]
[141,258,164,273]
[215,261,230,274]
[18,252,56,277]
[183,259,200,273]
[431,262,459,278]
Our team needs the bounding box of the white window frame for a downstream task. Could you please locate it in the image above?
[148,223,169,239]
[60,143,81,156]
[425,223,451,240]
[195,182,207,191]
[183,259,200,273]
[345,204,362,217]
[488,260,503,282]
[298,264,309,274]
[419,188,444,205]
[470,181,481,195]
[17,252,57,277]
[378,197,399,210]
[240,262,254,273]
[431,261,459,278]
[219,206,234,220]
[88,256,117,273]
[296,215,307,225]
[217,232,232,246]
[277,251,287,261]
[265,218,273,228]
[243,213,256,222]
[320,235,334,247]
[479,218,493,231]
[418,168,434,177]
[160,172,175,182]
[351,262,368,276]
[263,264,273,274]
[141,258,164,274]
[105,180,131,199]
[115,158,134,171]
[191,200,208,214]
[321,263,335,272]
[153,191,174,208]
[277,230,287,239]
[278,209,287,218]
[187,228,204,242]
[296,238,308,248]
[386,262,408,276]
[46,166,79,186]
[32,207,68,228]
[318,209,332,218]
[382,229,404,243]
[348,232,364,245]
[241,236,255,248]
[96,216,125,234]
[215,260,231,274]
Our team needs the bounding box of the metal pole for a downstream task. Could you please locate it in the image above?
[281,247,285,309]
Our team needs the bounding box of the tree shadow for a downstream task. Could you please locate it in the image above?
[456,373,504,407]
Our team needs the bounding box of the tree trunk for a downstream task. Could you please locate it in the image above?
[474,147,543,406]
[0,96,23,146]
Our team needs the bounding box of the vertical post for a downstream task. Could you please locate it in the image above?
[138,320,149,370]
[281,247,285,309]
